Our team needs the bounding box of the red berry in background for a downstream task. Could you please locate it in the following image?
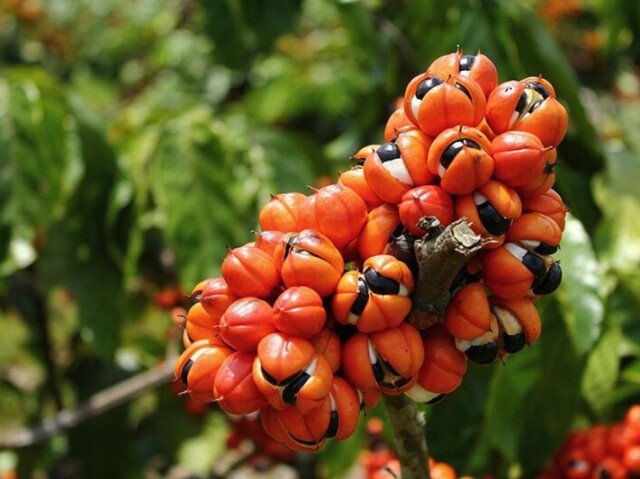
[399,185,454,237]
[623,445,640,474]
[272,286,327,338]
[297,184,368,251]
[214,351,267,415]
[221,245,280,298]
[219,297,276,352]
[592,457,627,479]
[258,192,306,233]
[427,125,494,195]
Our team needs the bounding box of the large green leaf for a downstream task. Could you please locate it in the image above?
[553,213,606,356]
[580,325,623,416]
[517,301,585,475]
[39,119,125,359]
[0,69,83,273]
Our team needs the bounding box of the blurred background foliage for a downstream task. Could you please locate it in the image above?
[0,0,639,477]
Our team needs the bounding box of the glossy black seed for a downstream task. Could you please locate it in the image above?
[425,393,445,405]
[377,142,401,163]
[415,77,443,99]
[534,242,558,256]
[532,262,562,295]
[180,360,194,384]
[522,252,548,285]
[282,371,310,405]
[449,267,483,294]
[372,360,385,383]
[454,81,472,101]
[441,138,481,169]
[503,332,526,354]
[477,202,512,236]
[392,376,411,388]
[364,268,400,295]
[380,356,400,376]
[325,410,339,438]
[515,92,528,114]
[526,81,550,99]
[261,366,280,386]
[459,55,475,71]
[351,276,369,316]
[465,342,499,365]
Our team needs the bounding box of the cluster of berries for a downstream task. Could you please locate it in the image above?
[539,405,640,479]
[172,48,569,452]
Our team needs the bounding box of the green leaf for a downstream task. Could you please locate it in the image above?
[581,325,623,415]
[517,301,584,475]
[0,69,83,272]
[553,213,606,356]
[39,119,124,359]
[484,345,543,463]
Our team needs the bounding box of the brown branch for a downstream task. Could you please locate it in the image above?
[382,216,484,479]
[409,217,486,330]
[382,394,429,479]
[0,360,175,449]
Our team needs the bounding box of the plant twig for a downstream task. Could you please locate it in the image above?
[382,394,429,479]
[409,217,486,330]
[382,216,484,478]
[0,360,175,449]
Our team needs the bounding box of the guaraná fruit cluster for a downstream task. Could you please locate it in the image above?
[172,47,569,452]
[539,405,640,479]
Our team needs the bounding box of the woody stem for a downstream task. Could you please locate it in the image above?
[382,216,484,479]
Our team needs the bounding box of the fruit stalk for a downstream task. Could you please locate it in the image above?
[382,216,484,478]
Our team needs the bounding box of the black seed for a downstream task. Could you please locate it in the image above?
[534,242,558,256]
[325,410,339,438]
[180,360,194,384]
[503,332,526,354]
[515,93,528,114]
[392,376,411,388]
[522,252,547,285]
[364,268,400,295]
[261,366,280,386]
[477,202,512,236]
[532,262,562,295]
[415,77,443,99]
[454,82,472,101]
[377,142,401,163]
[449,267,482,294]
[289,434,320,448]
[465,342,498,365]
[526,81,550,99]
[282,371,310,405]
[425,393,445,405]
[351,277,369,316]
[459,55,475,71]
[372,360,385,383]
[441,139,481,169]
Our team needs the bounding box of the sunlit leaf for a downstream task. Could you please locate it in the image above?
[553,213,606,355]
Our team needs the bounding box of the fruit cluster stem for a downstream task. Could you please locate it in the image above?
[382,216,484,478]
